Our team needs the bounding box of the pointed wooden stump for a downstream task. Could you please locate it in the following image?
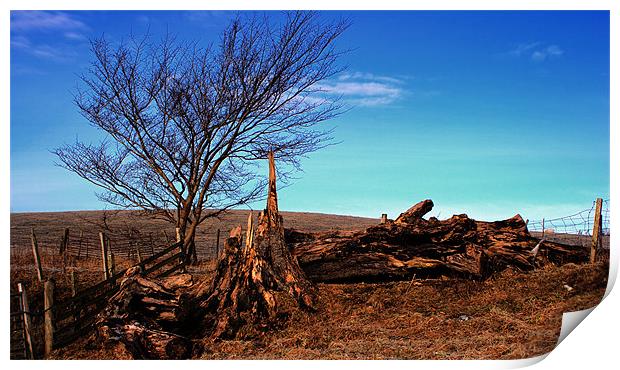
[197,151,317,340]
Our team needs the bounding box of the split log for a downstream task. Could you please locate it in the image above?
[194,151,317,340]
[290,200,589,282]
[394,199,434,224]
[95,267,194,359]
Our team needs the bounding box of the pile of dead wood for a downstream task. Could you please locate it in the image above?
[95,267,195,359]
[91,154,589,359]
[289,199,588,282]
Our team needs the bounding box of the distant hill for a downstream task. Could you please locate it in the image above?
[10,209,379,258]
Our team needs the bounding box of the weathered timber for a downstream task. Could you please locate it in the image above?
[95,267,194,359]
[30,228,43,282]
[394,199,434,224]
[44,280,55,357]
[289,200,589,282]
[18,283,34,359]
[100,232,109,280]
[60,228,69,254]
[194,151,317,340]
[590,198,603,263]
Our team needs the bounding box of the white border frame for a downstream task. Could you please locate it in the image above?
[2,2,617,369]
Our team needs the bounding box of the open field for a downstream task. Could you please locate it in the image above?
[10,210,608,360]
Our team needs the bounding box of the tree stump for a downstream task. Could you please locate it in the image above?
[195,151,317,340]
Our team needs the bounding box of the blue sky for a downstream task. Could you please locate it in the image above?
[10,10,609,221]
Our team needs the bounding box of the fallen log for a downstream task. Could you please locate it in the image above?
[289,200,589,282]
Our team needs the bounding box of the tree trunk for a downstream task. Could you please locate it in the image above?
[194,151,317,340]
[184,232,198,265]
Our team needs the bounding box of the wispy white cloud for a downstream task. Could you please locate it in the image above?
[530,45,564,62]
[507,42,541,57]
[11,11,88,32]
[505,42,564,62]
[315,72,408,107]
[11,35,76,62]
[337,72,407,85]
[63,31,87,41]
[11,65,47,76]
[11,11,88,64]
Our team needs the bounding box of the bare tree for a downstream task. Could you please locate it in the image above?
[54,11,348,263]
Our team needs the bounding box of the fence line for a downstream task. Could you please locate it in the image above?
[49,241,185,352]
[10,292,30,359]
[11,226,224,262]
[526,198,610,252]
[527,199,610,236]
[11,241,185,359]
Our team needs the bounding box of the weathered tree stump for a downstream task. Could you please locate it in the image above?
[194,151,317,340]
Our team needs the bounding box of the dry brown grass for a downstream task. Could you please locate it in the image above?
[188,262,606,360]
[47,262,607,360]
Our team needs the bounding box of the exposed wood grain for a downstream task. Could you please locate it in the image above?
[290,200,589,282]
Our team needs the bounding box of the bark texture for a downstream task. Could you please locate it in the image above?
[289,200,589,282]
[194,151,317,340]
[95,267,194,359]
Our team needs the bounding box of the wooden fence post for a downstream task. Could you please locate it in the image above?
[215,228,221,258]
[70,270,77,297]
[109,252,116,277]
[77,230,83,259]
[136,248,142,264]
[541,218,545,239]
[100,232,110,280]
[380,214,388,224]
[590,198,603,264]
[44,279,55,358]
[18,283,34,359]
[106,236,112,261]
[60,228,69,255]
[60,228,69,274]
[30,228,43,282]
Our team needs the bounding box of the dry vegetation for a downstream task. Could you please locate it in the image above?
[10,210,608,360]
[200,262,607,360]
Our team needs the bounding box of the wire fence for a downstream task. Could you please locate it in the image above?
[10,227,224,264]
[527,199,610,249]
